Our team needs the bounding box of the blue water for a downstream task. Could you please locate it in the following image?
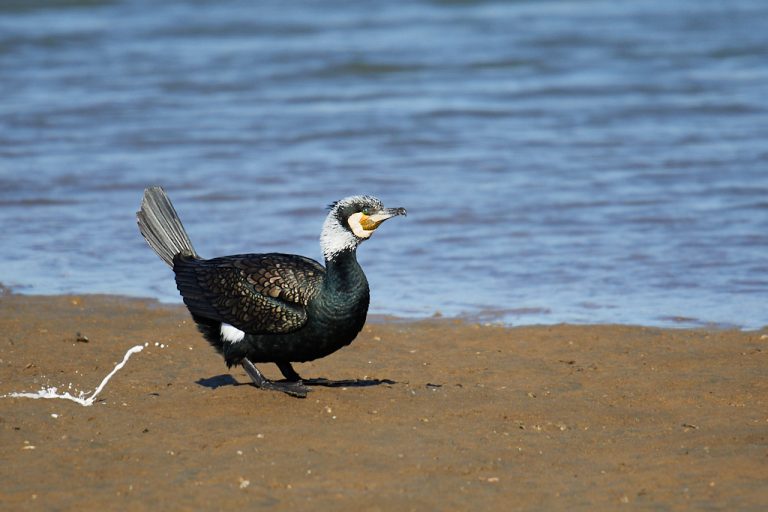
[1,0,767,329]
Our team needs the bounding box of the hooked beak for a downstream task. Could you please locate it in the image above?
[360,207,407,231]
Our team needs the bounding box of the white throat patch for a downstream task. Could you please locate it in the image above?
[347,212,374,239]
[220,323,246,344]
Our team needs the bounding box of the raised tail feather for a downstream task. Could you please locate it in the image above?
[137,186,197,267]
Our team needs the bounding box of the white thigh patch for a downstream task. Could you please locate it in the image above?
[220,323,246,344]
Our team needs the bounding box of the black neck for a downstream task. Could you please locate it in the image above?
[324,249,368,294]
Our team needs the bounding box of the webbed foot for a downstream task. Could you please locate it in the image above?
[242,359,309,398]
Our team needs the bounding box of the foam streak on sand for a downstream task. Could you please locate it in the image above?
[4,345,144,407]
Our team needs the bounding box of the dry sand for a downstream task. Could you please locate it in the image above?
[1,293,766,510]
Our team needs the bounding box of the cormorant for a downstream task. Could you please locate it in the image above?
[136,187,406,397]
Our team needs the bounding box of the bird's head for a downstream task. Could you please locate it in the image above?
[320,195,407,261]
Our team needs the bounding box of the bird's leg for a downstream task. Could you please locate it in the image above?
[276,361,302,382]
[241,358,309,398]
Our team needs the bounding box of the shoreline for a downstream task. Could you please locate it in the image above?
[0,285,761,331]
[1,293,766,509]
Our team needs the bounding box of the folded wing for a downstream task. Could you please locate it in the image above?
[173,253,325,334]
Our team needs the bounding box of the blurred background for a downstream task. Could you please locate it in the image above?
[0,0,766,328]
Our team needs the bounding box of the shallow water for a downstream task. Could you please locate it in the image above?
[1,0,767,328]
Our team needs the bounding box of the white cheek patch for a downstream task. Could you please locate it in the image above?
[347,212,373,239]
[220,323,246,344]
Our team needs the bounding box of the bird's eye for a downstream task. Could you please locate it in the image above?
[362,208,370,215]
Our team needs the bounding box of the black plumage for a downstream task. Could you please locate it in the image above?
[136,186,405,397]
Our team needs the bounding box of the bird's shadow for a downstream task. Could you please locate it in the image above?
[196,374,396,390]
[303,377,397,388]
[196,374,243,389]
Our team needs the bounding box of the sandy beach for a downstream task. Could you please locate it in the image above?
[0,293,766,510]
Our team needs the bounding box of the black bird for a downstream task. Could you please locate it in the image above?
[136,186,406,397]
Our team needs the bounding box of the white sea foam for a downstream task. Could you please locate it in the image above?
[3,345,145,407]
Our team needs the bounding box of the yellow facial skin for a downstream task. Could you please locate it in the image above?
[359,213,385,231]
[347,208,405,239]
[347,212,374,239]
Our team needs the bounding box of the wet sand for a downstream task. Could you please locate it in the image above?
[1,293,766,510]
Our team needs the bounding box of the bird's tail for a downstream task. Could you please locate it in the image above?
[136,186,198,267]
